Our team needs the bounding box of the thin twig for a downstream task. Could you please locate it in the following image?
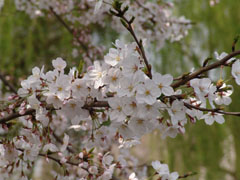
[0,72,17,94]
[184,102,240,117]
[0,109,35,124]
[120,15,152,79]
[178,172,197,179]
[49,7,93,61]
[164,95,240,117]
[16,147,80,167]
[26,0,93,61]
[49,8,87,49]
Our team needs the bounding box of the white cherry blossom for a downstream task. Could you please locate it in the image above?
[88,61,107,89]
[232,59,240,85]
[136,80,160,105]
[153,73,174,96]
[201,112,225,125]
[52,57,67,71]
[151,160,169,176]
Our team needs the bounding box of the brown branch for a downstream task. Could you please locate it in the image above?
[184,102,240,117]
[0,109,35,124]
[49,8,93,61]
[111,6,152,79]
[178,172,197,179]
[171,50,240,89]
[165,95,240,117]
[16,147,80,167]
[0,72,17,94]
[121,15,152,79]
[0,101,109,124]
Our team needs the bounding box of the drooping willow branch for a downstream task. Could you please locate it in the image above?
[49,7,94,61]
[30,0,93,61]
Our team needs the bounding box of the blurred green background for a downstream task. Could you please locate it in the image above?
[0,0,240,179]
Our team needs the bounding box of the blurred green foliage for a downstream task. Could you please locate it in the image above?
[0,0,73,79]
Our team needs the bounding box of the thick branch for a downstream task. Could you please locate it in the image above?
[0,109,35,124]
[171,50,240,88]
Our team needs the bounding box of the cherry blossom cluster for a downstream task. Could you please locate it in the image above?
[3,0,192,58]
[1,0,240,179]
[152,160,179,180]
[1,36,240,179]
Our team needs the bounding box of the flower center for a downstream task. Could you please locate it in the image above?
[116,55,121,62]
[111,76,117,82]
[145,90,150,95]
[57,87,63,92]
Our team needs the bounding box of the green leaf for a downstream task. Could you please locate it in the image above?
[112,0,123,11]
[78,59,85,74]
[88,147,95,154]
[101,119,111,127]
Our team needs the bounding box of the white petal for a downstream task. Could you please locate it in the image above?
[162,86,174,96]
[205,117,214,125]
[215,115,225,124]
